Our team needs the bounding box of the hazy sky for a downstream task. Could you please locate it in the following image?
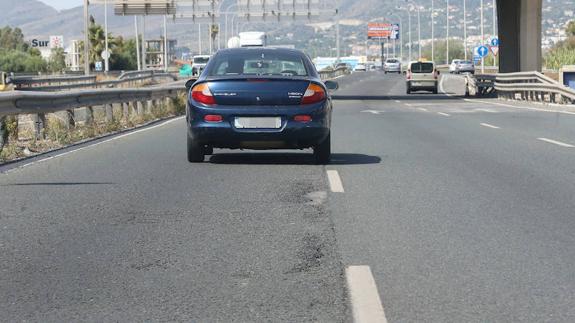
[39,0,82,10]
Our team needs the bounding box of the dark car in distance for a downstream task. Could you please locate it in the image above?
[185,48,338,164]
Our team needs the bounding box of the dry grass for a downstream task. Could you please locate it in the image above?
[0,95,187,163]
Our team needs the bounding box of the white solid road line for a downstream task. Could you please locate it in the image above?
[480,123,501,129]
[326,170,345,193]
[394,100,401,103]
[3,116,185,174]
[437,112,451,117]
[465,98,575,116]
[346,266,388,323]
[537,137,575,148]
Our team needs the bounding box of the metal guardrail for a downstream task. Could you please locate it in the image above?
[318,67,350,80]
[465,74,496,97]
[0,82,187,152]
[12,75,97,89]
[495,71,575,104]
[12,71,177,92]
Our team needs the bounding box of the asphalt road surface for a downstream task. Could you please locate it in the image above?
[2,71,575,322]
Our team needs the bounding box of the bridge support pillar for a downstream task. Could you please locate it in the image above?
[497,0,542,72]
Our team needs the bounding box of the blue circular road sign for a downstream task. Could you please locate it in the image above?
[490,38,499,46]
[478,45,489,58]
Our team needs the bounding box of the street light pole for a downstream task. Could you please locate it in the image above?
[417,6,421,59]
[104,0,109,72]
[431,0,435,62]
[83,0,89,75]
[163,15,168,72]
[463,0,467,60]
[481,0,485,73]
[493,0,497,66]
[446,0,450,65]
[336,8,341,62]
[408,9,412,61]
[134,16,141,70]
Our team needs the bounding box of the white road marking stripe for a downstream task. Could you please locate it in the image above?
[465,98,575,116]
[2,116,185,174]
[394,100,401,103]
[346,266,388,323]
[480,123,500,129]
[437,112,451,116]
[537,137,575,148]
[417,107,429,112]
[326,170,344,193]
[406,103,439,107]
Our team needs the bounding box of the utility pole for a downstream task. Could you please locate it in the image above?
[83,0,89,75]
[199,23,202,54]
[417,6,421,59]
[463,0,467,60]
[142,16,146,70]
[431,0,435,62]
[134,16,141,70]
[336,8,341,62]
[492,0,496,67]
[163,15,168,72]
[408,9,412,62]
[446,0,450,65]
[104,0,109,72]
[481,0,485,73]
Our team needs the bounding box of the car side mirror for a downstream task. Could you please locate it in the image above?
[185,78,197,90]
[324,80,339,91]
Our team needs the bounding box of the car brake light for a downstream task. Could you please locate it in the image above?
[407,71,412,80]
[191,83,216,105]
[434,71,438,80]
[294,115,312,122]
[204,114,223,122]
[301,83,326,105]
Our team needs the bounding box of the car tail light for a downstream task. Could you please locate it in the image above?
[434,71,439,80]
[407,71,412,80]
[301,83,326,105]
[294,115,312,123]
[204,114,223,122]
[191,83,216,105]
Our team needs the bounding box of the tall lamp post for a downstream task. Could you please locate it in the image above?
[431,0,435,62]
[446,0,450,65]
[83,0,89,75]
[463,0,467,60]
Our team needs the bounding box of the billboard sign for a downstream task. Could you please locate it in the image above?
[50,36,64,49]
[368,23,399,40]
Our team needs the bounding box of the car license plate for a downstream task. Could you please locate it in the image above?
[234,117,282,129]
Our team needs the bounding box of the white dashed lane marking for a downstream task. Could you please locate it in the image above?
[346,266,388,323]
[437,112,451,117]
[537,138,575,148]
[480,123,500,129]
[326,170,344,193]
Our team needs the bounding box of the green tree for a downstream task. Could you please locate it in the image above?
[421,40,469,64]
[544,20,575,70]
[0,49,47,73]
[0,27,29,51]
[110,36,138,70]
[48,47,67,73]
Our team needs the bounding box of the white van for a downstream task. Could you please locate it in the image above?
[406,61,440,94]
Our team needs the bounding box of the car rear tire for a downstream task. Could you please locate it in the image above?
[432,87,438,94]
[313,133,331,165]
[406,87,411,94]
[187,134,204,163]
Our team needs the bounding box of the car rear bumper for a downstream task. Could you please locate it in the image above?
[187,101,331,149]
[407,80,438,89]
[384,66,401,72]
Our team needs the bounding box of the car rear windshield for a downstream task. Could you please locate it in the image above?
[194,57,210,64]
[208,51,308,76]
[410,62,434,73]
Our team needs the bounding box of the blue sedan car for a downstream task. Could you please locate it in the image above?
[185,48,338,164]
